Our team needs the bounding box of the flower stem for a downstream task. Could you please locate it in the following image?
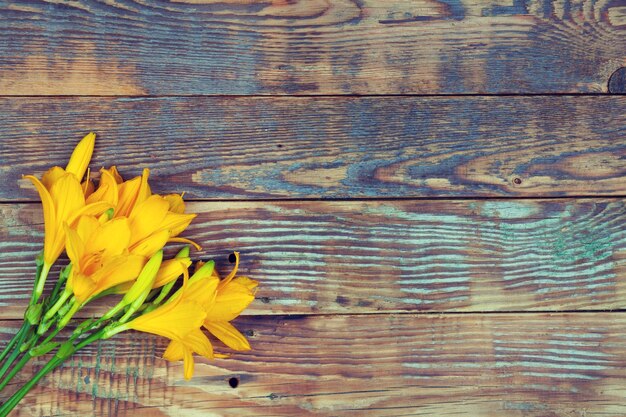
[31,262,51,304]
[0,326,108,416]
[0,326,29,381]
[0,322,28,364]
[42,288,71,324]
[0,354,63,417]
[0,352,31,392]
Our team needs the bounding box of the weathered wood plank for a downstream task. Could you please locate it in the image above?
[1,96,625,200]
[3,313,626,416]
[1,199,624,318]
[0,1,624,94]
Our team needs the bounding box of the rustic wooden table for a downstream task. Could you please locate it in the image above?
[1,1,626,416]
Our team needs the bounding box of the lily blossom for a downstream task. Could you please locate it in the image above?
[65,216,145,303]
[23,133,111,298]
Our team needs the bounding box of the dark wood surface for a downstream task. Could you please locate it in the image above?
[1,97,625,201]
[1,1,625,415]
[0,1,625,94]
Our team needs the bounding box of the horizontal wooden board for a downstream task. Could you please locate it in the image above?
[1,1,625,95]
[3,313,626,416]
[1,199,624,318]
[1,96,625,200]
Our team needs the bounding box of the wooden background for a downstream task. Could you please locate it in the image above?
[1,0,625,416]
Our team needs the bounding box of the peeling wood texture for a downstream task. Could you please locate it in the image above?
[2,0,626,415]
[4,313,626,416]
[1,96,625,200]
[1,199,625,319]
[0,0,625,94]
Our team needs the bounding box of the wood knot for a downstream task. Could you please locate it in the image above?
[608,67,626,94]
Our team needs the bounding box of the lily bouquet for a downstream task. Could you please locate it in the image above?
[0,134,257,415]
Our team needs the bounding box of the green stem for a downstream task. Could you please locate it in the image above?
[28,260,44,306]
[0,354,64,417]
[31,262,51,304]
[0,325,109,416]
[0,352,31,392]
[0,326,29,381]
[43,288,71,324]
[57,300,81,330]
[0,322,28,364]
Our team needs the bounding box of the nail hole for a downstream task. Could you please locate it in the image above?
[244,329,255,337]
[513,177,522,185]
[229,377,239,388]
[228,253,236,263]
[608,67,626,94]
[276,144,283,148]
[260,296,271,304]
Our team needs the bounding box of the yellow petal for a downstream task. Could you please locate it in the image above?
[164,194,186,214]
[185,274,219,308]
[69,271,96,303]
[75,215,100,242]
[41,166,66,189]
[66,201,112,226]
[160,212,196,238]
[64,224,84,269]
[207,281,255,322]
[75,255,145,302]
[24,175,56,264]
[116,176,141,217]
[49,173,85,223]
[232,276,259,292]
[128,300,206,341]
[105,166,124,184]
[136,168,151,207]
[82,178,95,199]
[86,217,131,259]
[129,195,170,244]
[163,340,184,361]
[183,346,195,380]
[204,321,250,351]
[86,169,119,207]
[153,258,192,288]
[130,229,170,258]
[185,328,214,359]
[65,132,95,181]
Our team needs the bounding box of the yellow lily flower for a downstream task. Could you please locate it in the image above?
[86,167,199,254]
[65,216,145,303]
[204,253,258,351]
[163,328,214,380]
[161,253,257,378]
[24,133,111,298]
[153,257,192,288]
[123,277,216,379]
[113,255,192,294]
[127,194,196,257]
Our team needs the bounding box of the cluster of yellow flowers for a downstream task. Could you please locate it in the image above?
[23,133,257,380]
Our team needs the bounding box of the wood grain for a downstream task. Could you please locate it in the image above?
[0,0,624,95]
[1,96,625,200]
[1,199,624,318]
[3,313,626,416]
